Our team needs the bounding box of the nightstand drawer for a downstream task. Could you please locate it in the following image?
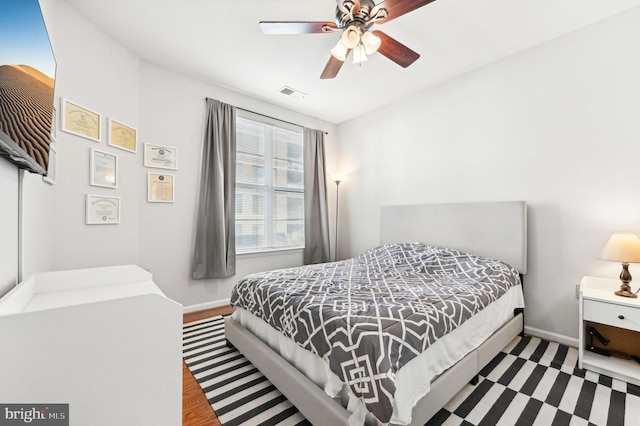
[583,299,640,332]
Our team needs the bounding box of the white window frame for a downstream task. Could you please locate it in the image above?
[235,110,304,253]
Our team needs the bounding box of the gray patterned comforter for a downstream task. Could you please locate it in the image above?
[230,243,522,423]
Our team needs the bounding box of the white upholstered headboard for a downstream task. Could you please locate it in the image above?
[380,201,527,274]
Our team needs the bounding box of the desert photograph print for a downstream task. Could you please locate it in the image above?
[0,0,56,174]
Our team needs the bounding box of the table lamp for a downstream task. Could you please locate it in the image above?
[599,233,640,298]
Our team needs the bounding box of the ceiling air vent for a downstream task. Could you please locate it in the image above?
[278,86,306,100]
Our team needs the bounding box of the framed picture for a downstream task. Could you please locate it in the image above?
[86,194,120,224]
[144,143,178,170]
[43,144,57,185]
[61,98,101,142]
[90,148,118,189]
[147,173,175,203]
[108,118,137,153]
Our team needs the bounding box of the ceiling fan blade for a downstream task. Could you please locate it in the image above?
[320,52,350,79]
[260,21,338,35]
[373,0,438,24]
[373,30,420,68]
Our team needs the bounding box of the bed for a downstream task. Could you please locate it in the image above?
[226,201,527,425]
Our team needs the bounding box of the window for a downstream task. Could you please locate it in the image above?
[235,112,304,251]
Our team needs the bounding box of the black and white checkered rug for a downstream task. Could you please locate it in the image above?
[183,316,640,426]
[428,335,640,426]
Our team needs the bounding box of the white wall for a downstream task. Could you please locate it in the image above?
[137,63,338,307]
[336,7,640,342]
[0,160,18,297]
[21,0,142,279]
[12,0,338,310]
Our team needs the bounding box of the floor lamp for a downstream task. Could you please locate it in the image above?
[332,173,344,261]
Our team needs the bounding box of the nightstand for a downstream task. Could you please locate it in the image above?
[579,276,640,385]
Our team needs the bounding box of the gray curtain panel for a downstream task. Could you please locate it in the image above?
[192,98,237,279]
[303,128,330,264]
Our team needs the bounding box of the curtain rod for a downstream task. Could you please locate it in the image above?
[236,107,329,135]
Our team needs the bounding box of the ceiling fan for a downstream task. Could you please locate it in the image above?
[260,0,437,79]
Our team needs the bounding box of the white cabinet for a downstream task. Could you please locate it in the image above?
[0,265,182,426]
[579,276,640,385]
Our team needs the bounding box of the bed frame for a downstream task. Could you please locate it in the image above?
[225,201,527,426]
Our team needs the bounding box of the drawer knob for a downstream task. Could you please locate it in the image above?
[618,315,625,320]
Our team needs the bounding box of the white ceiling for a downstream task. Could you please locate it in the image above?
[63,0,640,124]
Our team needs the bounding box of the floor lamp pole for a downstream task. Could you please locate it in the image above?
[334,180,341,261]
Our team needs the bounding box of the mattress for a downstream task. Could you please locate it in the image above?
[232,285,523,425]
[230,243,524,424]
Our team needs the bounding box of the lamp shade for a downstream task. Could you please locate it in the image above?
[599,233,640,263]
[331,172,345,183]
[330,40,348,61]
[341,25,361,49]
[352,44,368,64]
[362,31,381,55]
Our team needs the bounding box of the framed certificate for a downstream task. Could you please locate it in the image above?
[147,173,175,203]
[43,144,57,185]
[61,98,101,142]
[108,118,137,153]
[90,148,118,189]
[86,194,120,224]
[144,143,178,170]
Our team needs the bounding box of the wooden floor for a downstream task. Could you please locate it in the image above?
[183,305,235,426]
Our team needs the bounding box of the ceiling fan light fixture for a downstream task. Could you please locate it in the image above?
[352,44,368,64]
[330,40,349,61]
[341,25,361,49]
[260,0,427,79]
[362,31,381,55]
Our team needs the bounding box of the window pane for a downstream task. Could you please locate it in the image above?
[237,153,265,185]
[236,187,264,216]
[273,221,304,247]
[236,221,265,250]
[273,158,303,190]
[274,129,303,162]
[273,190,304,247]
[274,190,304,220]
[236,187,265,250]
[237,118,265,155]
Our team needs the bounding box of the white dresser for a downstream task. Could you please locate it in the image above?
[0,265,182,426]
[579,276,640,385]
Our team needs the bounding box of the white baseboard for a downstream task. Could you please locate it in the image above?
[183,298,231,314]
[525,325,579,349]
